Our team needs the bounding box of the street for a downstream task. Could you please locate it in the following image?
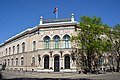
[1,71,120,80]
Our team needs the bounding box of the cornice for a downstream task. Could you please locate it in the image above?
[0,21,78,47]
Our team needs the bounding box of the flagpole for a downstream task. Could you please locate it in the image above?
[56,6,58,18]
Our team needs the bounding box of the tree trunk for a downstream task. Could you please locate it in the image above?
[87,55,91,72]
[117,53,120,72]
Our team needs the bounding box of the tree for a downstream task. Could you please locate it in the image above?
[112,24,120,72]
[72,16,112,73]
[113,24,120,31]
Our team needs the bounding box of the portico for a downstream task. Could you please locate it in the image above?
[37,48,76,72]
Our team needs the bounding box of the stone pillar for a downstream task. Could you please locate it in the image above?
[71,13,74,22]
[50,57,53,69]
[38,54,41,67]
[37,55,43,72]
[60,40,63,48]
[39,16,43,25]
[60,50,64,70]
[51,40,53,49]
[60,57,63,69]
[70,57,73,68]
[49,51,53,69]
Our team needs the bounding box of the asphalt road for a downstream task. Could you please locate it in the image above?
[1,71,120,80]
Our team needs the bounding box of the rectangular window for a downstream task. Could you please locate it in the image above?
[21,57,24,66]
[45,42,50,49]
[64,40,70,48]
[6,49,7,56]
[9,47,11,55]
[8,59,10,66]
[13,46,15,54]
[11,59,14,66]
[21,60,24,66]
[55,42,59,48]
[16,58,18,66]
[17,45,19,53]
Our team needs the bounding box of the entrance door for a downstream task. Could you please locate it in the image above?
[54,56,59,72]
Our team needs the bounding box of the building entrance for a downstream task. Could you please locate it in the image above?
[54,56,59,72]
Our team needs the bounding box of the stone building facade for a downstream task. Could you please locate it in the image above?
[0,14,78,72]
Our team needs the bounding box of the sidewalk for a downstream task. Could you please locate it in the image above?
[2,70,120,80]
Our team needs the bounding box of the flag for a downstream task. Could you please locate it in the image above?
[53,7,58,13]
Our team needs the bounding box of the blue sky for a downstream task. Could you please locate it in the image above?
[0,0,120,44]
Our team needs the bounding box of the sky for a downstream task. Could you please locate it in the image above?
[0,0,120,44]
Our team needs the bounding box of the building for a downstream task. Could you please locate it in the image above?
[0,13,79,72]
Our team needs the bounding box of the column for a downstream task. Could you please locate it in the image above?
[51,57,53,69]
[60,57,63,69]
[60,50,63,72]
[49,51,53,70]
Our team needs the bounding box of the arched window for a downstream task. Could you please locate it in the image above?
[17,44,19,53]
[4,59,6,65]
[5,48,7,55]
[63,35,70,48]
[8,59,10,66]
[9,47,11,55]
[22,42,25,52]
[54,56,60,72]
[32,57,35,66]
[44,55,49,69]
[99,57,104,66]
[21,57,24,66]
[11,58,14,66]
[33,41,36,51]
[16,58,18,66]
[64,55,70,69]
[53,35,60,48]
[44,36,50,49]
[12,46,15,54]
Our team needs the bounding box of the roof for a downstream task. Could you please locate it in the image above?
[43,18,71,24]
[0,17,78,47]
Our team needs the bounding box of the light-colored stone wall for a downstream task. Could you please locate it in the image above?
[0,22,77,72]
